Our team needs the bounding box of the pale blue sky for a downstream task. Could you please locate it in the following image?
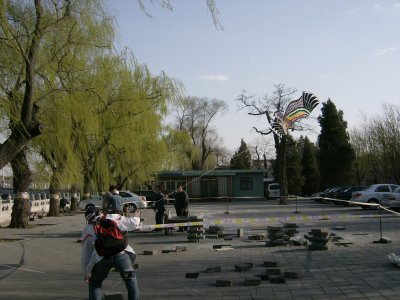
[109,0,400,152]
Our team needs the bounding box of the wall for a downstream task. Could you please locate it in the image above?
[0,199,50,227]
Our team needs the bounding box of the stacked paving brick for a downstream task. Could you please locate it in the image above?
[266,225,288,246]
[187,216,204,242]
[283,223,299,237]
[206,225,224,239]
[306,229,330,250]
[185,258,303,287]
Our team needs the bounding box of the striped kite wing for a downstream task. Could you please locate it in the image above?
[284,92,319,124]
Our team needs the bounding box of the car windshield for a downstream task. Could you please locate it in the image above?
[119,191,132,198]
[375,185,390,192]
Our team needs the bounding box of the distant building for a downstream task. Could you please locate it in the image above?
[156,169,266,200]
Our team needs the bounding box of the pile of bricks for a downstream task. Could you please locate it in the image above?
[206,225,225,239]
[266,225,288,247]
[283,223,299,237]
[187,216,204,243]
[306,228,330,250]
[185,259,303,288]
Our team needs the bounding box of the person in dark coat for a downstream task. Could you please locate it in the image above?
[153,186,166,231]
[172,185,189,231]
[173,185,189,217]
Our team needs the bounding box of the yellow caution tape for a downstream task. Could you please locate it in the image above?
[138,210,399,230]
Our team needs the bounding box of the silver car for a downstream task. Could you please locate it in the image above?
[350,184,400,209]
[380,186,400,211]
[78,190,147,211]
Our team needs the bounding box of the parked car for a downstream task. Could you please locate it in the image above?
[331,186,367,205]
[133,190,159,207]
[333,186,367,200]
[328,186,350,205]
[311,187,336,202]
[350,184,400,209]
[266,183,280,199]
[1,193,12,203]
[78,191,147,211]
[380,186,400,211]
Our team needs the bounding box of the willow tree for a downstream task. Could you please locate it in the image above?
[65,52,180,196]
[32,92,84,215]
[100,54,180,191]
[0,0,114,226]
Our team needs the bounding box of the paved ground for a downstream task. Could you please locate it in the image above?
[1,198,400,299]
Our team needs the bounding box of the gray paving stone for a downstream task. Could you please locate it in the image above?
[215,279,232,287]
[104,292,124,300]
[2,201,400,299]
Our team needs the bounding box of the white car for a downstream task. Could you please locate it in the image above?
[266,183,280,198]
[78,190,147,211]
[380,186,400,211]
[350,184,400,209]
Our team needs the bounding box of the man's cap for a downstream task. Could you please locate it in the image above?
[85,206,99,222]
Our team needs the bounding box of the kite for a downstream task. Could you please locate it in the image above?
[270,91,319,139]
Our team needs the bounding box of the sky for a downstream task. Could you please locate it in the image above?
[108,0,400,153]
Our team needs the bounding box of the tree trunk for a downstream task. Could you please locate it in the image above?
[71,193,79,211]
[10,193,30,228]
[0,132,31,170]
[70,184,79,211]
[47,172,61,216]
[82,173,92,200]
[48,193,60,216]
[9,149,32,228]
[276,137,289,205]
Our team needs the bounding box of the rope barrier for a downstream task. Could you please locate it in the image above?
[138,209,400,230]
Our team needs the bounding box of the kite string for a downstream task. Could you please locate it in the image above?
[183,147,255,189]
[153,148,256,204]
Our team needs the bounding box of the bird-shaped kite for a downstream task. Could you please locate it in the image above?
[270,91,319,139]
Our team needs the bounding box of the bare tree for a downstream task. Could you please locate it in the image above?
[251,137,275,170]
[237,84,298,204]
[350,104,400,184]
[173,96,228,170]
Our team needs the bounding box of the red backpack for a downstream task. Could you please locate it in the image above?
[94,216,128,257]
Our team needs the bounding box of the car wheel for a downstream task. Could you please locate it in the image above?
[368,199,379,209]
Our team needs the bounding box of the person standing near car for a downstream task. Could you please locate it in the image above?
[173,185,189,232]
[153,185,166,231]
[173,185,189,217]
[81,198,140,300]
[102,185,123,214]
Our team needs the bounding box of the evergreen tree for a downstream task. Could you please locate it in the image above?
[301,136,320,196]
[230,139,252,169]
[318,99,355,188]
[285,136,304,195]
